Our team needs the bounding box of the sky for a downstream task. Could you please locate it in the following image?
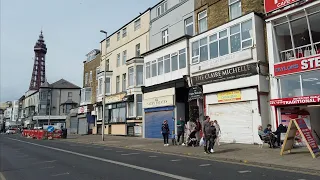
[0,0,159,102]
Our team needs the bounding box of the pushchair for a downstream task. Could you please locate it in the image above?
[186,130,197,147]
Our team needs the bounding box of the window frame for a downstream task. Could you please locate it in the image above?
[162,29,169,45]
[151,60,157,77]
[157,57,164,75]
[198,10,208,33]
[136,94,142,117]
[96,67,100,80]
[122,50,127,65]
[105,77,111,95]
[117,53,120,67]
[146,62,151,79]
[85,73,88,85]
[116,75,120,93]
[68,92,72,99]
[122,73,126,92]
[122,27,127,38]
[117,32,120,41]
[185,16,194,36]
[229,0,242,20]
[89,71,92,84]
[128,67,134,87]
[134,18,141,31]
[106,59,109,71]
[106,39,110,47]
[136,65,144,86]
[136,43,141,56]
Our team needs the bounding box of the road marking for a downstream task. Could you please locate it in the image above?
[121,153,140,156]
[199,164,211,167]
[8,138,195,180]
[51,172,69,176]
[40,166,55,169]
[104,148,112,151]
[149,156,157,158]
[33,160,57,164]
[0,172,7,180]
[170,159,181,162]
[238,170,251,174]
[116,150,124,153]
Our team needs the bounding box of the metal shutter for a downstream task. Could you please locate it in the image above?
[145,110,174,138]
[78,118,88,135]
[70,116,78,134]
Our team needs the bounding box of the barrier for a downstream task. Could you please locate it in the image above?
[21,129,62,140]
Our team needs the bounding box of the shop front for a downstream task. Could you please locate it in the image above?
[191,63,270,144]
[77,105,95,135]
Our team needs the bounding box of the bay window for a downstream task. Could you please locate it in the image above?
[241,20,253,48]
[128,67,134,87]
[110,103,126,123]
[192,41,199,64]
[136,65,143,86]
[230,24,241,53]
[146,62,151,79]
[152,60,157,77]
[209,34,218,59]
[164,54,170,73]
[158,57,164,75]
[200,37,208,62]
[219,29,229,56]
[178,49,186,69]
[171,53,178,71]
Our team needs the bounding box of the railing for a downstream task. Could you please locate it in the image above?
[280,42,320,62]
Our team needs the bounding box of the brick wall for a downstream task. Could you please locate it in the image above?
[83,54,100,104]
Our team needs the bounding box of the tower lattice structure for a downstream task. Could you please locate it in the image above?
[29,31,47,90]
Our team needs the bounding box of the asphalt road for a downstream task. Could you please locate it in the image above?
[0,134,319,180]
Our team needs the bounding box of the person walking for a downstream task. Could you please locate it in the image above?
[213,120,221,146]
[208,120,217,153]
[195,118,202,145]
[177,117,186,145]
[203,116,211,153]
[161,120,170,146]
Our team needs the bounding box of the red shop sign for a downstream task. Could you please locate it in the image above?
[265,0,298,13]
[270,95,320,106]
[274,54,320,76]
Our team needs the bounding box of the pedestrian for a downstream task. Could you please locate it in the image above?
[161,120,170,146]
[195,118,202,145]
[177,117,186,145]
[203,116,211,153]
[207,120,217,153]
[213,120,221,146]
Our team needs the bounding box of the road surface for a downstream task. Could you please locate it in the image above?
[0,134,319,180]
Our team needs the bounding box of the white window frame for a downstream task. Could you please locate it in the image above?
[116,76,120,93]
[105,77,111,95]
[185,16,194,36]
[122,73,126,92]
[85,73,88,85]
[136,94,142,117]
[229,0,242,20]
[117,32,120,41]
[98,78,103,95]
[198,10,208,33]
[96,67,100,80]
[146,62,151,79]
[128,102,134,117]
[136,43,140,56]
[122,27,127,37]
[171,52,179,71]
[156,1,168,17]
[106,39,110,47]
[157,57,164,75]
[178,48,186,69]
[128,67,134,87]
[136,65,144,86]
[162,29,169,45]
[89,71,92,84]
[134,18,141,31]
[164,54,171,74]
[117,53,120,67]
[122,50,127,65]
[106,59,109,71]
[151,60,157,77]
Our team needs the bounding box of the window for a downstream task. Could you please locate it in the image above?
[134,18,141,31]
[200,37,208,62]
[229,0,241,20]
[117,32,120,41]
[192,41,200,64]
[122,73,126,92]
[185,16,194,36]
[128,102,134,117]
[179,49,186,69]
[164,54,170,73]
[279,74,301,98]
[106,39,110,47]
[158,57,164,75]
[122,28,127,37]
[85,88,91,102]
[136,65,143,86]
[241,20,253,49]
[198,10,207,33]
[122,50,127,65]
[136,44,140,56]
[128,67,134,87]
[171,53,178,71]
[106,59,109,71]
[89,71,92,84]
[230,24,241,53]
[110,104,126,123]
[98,78,102,94]
[146,62,151,79]
[157,1,168,17]
[106,77,111,94]
[219,29,229,56]
[162,29,169,44]
[96,67,100,80]
[136,94,142,117]
[151,60,157,77]
[117,53,120,67]
[85,73,88,85]
[68,92,72,99]
[209,34,218,59]
[116,76,120,93]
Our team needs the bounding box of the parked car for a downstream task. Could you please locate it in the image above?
[5,129,16,134]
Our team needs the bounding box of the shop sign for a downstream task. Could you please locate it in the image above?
[143,95,173,109]
[274,54,320,76]
[270,95,320,106]
[217,90,241,102]
[105,93,126,104]
[78,106,88,114]
[191,63,258,86]
[188,86,203,102]
[265,0,298,13]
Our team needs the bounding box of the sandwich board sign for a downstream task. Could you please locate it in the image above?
[280,118,320,158]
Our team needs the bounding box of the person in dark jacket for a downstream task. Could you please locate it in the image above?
[275,124,287,146]
[203,116,214,153]
[161,120,170,146]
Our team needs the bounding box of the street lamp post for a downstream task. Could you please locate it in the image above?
[100,30,108,141]
[48,89,52,127]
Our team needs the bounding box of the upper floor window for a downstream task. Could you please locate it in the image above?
[96,67,100,80]
[98,78,103,94]
[122,28,127,37]
[198,10,207,33]
[136,65,143,86]
[185,16,194,36]
[151,60,157,77]
[122,73,126,92]
[191,19,252,64]
[68,92,72,99]
[89,71,92,84]
[134,18,141,31]
[105,77,111,94]
[158,57,164,75]
[85,73,88,85]
[157,1,168,17]
[146,62,151,79]
[116,76,120,93]
[128,67,134,87]
[117,32,120,41]
[122,50,127,65]
[106,59,110,71]
[229,0,242,20]
[136,43,141,56]
[117,53,120,67]
[179,49,186,69]
[136,94,142,117]
[106,39,110,47]
[162,29,169,44]
[274,9,320,62]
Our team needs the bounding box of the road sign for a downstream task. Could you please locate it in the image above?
[47,126,55,133]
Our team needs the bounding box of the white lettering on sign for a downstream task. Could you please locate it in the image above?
[301,57,320,70]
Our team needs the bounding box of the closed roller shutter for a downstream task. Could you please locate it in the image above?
[78,118,88,135]
[208,101,254,144]
[70,116,78,134]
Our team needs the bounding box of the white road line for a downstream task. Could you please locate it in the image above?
[8,138,194,180]
[121,153,140,156]
[0,172,7,180]
[116,151,124,153]
[238,170,251,174]
[199,164,211,167]
[51,172,69,176]
[149,156,157,158]
[104,149,112,151]
[40,166,55,169]
[32,160,57,164]
[170,159,181,162]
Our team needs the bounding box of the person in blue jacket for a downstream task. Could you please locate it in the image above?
[161,120,170,146]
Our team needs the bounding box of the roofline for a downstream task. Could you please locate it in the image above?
[99,8,151,43]
[141,35,192,57]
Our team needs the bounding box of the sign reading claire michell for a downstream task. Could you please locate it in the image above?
[191,63,258,86]
[188,86,203,102]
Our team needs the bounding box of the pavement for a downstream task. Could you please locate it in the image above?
[60,134,320,175]
[0,134,319,180]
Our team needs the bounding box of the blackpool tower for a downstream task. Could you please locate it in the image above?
[29,31,47,90]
